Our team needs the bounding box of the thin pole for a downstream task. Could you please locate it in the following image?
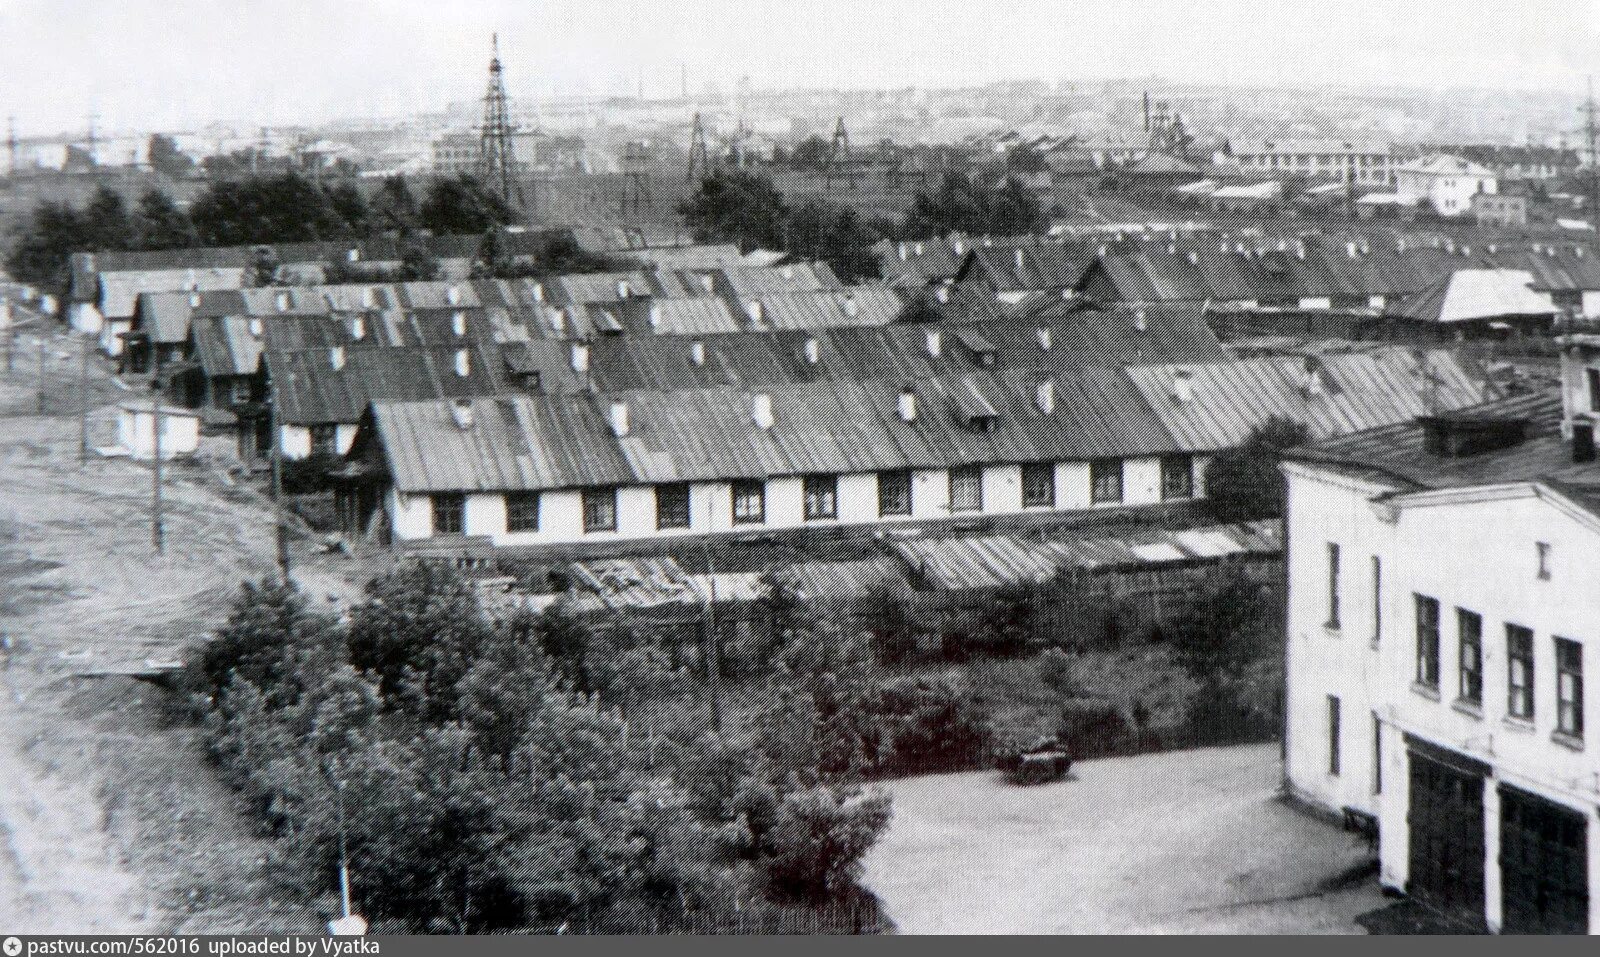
[35,335,46,414]
[702,541,722,734]
[270,378,290,576]
[151,347,164,554]
[336,779,351,919]
[78,334,89,465]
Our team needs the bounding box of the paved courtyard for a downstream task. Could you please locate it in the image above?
[861,742,1385,934]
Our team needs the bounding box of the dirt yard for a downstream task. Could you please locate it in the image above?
[861,742,1385,934]
[0,326,368,933]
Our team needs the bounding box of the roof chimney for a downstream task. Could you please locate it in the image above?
[347,247,360,263]
[1172,369,1194,403]
[804,336,821,364]
[452,311,467,336]
[608,400,630,437]
[362,287,376,308]
[1134,308,1148,332]
[935,284,950,304]
[1037,326,1052,350]
[843,293,859,318]
[898,242,908,261]
[450,398,474,430]
[952,238,965,255]
[351,315,365,340]
[454,348,471,377]
[699,274,716,293]
[570,340,590,372]
[690,339,706,366]
[925,328,943,357]
[188,292,200,308]
[532,282,544,302]
[551,308,567,333]
[616,279,631,299]
[1301,356,1325,396]
[915,242,925,254]
[752,392,774,429]
[1035,378,1056,414]
[446,284,462,305]
[1014,248,1026,275]
[1187,250,1199,265]
[275,291,290,312]
[248,318,263,337]
[746,300,765,327]
[897,385,917,422]
[648,302,662,330]
[329,346,346,370]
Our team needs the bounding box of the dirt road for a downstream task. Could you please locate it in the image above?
[0,335,355,932]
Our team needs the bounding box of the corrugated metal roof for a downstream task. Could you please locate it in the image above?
[1124,348,1501,452]
[267,342,510,425]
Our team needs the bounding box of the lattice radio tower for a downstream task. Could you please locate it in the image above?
[686,112,713,183]
[479,33,522,209]
[824,116,856,190]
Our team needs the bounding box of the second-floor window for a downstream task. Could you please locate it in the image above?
[1457,608,1483,705]
[1090,459,1124,504]
[1326,543,1341,629]
[505,491,540,533]
[1371,556,1382,643]
[1415,594,1441,689]
[1021,462,1055,508]
[949,466,982,513]
[732,480,765,525]
[1507,624,1535,720]
[582,488,617,533]
[803,475,838,521]
[1557,637,1583,739]
[655,484,690,530]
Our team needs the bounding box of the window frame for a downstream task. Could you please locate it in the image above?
[877,470,912,517]
[1457,608,1483,705]
[1371,556,1382,643]
[1557,637,1583,738]
[1090,458,1124,505]
[1020,462,1056,509]
[802,474,839,521]
[948,465,983,513]
[1160,454,1194,500]
[1586,366,1600,414]
[432,492,465,536]
[731,479,766,525]
[1507,623,1535,720]
[310,423,338,457]
[1414,594,1441,689]
[1327,695,1341,776]
[1326,542,1341,629]
[655,483,691,530]
[505,491,540,533]
[1537,541,1552,581]
[581,487,618,533]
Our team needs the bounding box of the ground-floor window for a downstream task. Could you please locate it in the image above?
[1160,454,1193,500]
[878,470,911,517]
[803,474,838,521]
[948,466,982,513]
[1327,695,1341,776]
[656,483,690,529]
[732,480,765,525]
[582,487,618,533]
[1021,462,1055,508]
[505,491,540,533]
[310,423,338,456]
[432,493,464,535]
[1090,459,1123,504]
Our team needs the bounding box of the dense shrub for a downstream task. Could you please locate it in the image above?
[1054,697,1134,759]
[873,675,993,774]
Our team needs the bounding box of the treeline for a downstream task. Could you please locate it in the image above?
[677,169,1048,282]
[5,172,518,296]
[186,565,997,933]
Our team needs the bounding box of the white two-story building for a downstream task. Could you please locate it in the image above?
[1282,347,1600,932]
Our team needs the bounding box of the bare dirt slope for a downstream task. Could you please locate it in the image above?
[0,332,357,933]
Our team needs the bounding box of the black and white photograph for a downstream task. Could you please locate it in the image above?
[0,0,1598,937]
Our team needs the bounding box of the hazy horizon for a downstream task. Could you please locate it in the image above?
[2,0,1598,136]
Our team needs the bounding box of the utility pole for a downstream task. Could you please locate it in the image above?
[1582,77,1600,227]
[6,116,17,177]
[78,334,90,465]
[269,378,290,576]
[151,348,164,555]
[701,541,722,734]
[35,335,45,414]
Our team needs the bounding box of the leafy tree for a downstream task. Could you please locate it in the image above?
[901,172,1046,238]
[785,200,882,282]
[5,201,88,295]
[324,181,369,237]
[247,245,281,287]
[1007,144,1047,174]
[678,168,789,252]
[873,675,991,774]
[147,133,195,178]
[346,563,494,720]
[789,135,832,170]
[1203,416,1311,521]
[420,175,515,235]
[1168,567,1279,685]
[188,577,341,706]
[762,786,892,900]
[397,237,441,281]
[83,186,134,251]
[131,188,196,250]
[370,175,420,235]
[189,172,348,246]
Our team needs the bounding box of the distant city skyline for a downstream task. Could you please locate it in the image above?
[2,0,1598,136]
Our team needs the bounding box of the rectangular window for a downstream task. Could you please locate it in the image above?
[1507,624,1535,720]
[310,423,338,456]
[582,487,618,533]
[877,470,911,517]
[1372,713,1382,794]
[1160,454,1193,500]
[1537,541,1552,580]
[1327,695,1341,776]
[1457,608,1482,704]
[732,480,765,525]
[432,493,464,535]
[802,475,838,521]
[229,379,251,404]
[1371,556,1382,643]
[1557,637,1583,738]
[1587,367,1600,414]
[655,484,690,530]
[1326,543,1341,629]
[949,466,983,513]
[1090,459,1124,504]
[1414,594,1441,689]
[1021,462,1055,508]
[505,491,540,533]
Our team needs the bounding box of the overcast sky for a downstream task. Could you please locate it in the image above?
[2,0,1599,134]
